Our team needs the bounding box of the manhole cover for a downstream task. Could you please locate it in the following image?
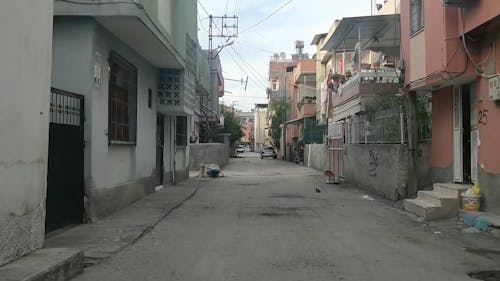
[468,271,500,281]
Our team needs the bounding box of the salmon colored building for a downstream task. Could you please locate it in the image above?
[284,59,317,163]
[401,0,500,213]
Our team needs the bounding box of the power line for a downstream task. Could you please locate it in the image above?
[239,0,293,34]
[225,50,267,89]
[229,46,268,81]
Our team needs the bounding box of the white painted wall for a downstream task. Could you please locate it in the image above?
[376,0,400,15]
[52,18,167,217]
[0,0,53,265]
[91,24,158,188]
[157,0,172,35]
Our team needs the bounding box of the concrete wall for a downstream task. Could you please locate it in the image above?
[189,144,229,171]
[344,143,431,200]
[52,18,163,219]
[305,144,329,172]
[0,0,53,266]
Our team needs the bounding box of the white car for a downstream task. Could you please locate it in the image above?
[236,145,245,153]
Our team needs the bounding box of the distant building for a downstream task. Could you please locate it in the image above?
[254,104,269,151]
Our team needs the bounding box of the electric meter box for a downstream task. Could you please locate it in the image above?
[488,75,500,101]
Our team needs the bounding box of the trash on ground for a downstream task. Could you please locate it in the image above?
[361,195,375,201]
[154,185,164,192]
[199,163,225,178]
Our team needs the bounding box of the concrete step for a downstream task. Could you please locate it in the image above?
[418,190,459,209]
[433,183,471,198]
[404,199,440,220]
[404,196,461,221]
[0,248,83,281]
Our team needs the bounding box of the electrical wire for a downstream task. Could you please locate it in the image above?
[225,50,267,89]
[226,53,268,89]
[239,0,294,34]
[229,46,268,80]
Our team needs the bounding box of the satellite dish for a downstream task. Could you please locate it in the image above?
[273,53,280,60]
[280,52,286,59]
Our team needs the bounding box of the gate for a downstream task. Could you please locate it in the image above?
[329,122,344,181]
[46,88,85,233]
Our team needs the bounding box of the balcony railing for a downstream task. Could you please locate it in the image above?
[157,69,195,116]
[333,70,400,107]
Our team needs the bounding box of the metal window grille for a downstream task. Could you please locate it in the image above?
[108,51,137,143]
[50,88,84,126]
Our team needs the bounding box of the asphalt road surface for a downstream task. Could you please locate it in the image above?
[74,153,500,281]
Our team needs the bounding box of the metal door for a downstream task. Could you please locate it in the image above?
[329,122,345,180]
[46,89,84,233]
[155,114,165,186]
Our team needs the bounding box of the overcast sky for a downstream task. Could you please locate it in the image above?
[197,0,377,111]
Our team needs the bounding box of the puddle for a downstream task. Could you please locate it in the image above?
[468,270,500,281]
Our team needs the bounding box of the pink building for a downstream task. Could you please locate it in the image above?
[284,59,317,162]
[401,0,500,213]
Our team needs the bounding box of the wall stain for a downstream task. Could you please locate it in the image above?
[0,158,44,170]
[368,150,378,177]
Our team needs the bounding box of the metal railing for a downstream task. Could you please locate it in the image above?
[346,111,431,144]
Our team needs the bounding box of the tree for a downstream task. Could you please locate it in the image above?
[269,98,288,149]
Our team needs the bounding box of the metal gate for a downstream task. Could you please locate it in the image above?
[329,122,344,181]
[45,88,85,233]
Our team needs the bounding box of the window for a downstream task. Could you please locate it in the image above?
[108,52,137,143]
[271,80,279,91]
[410,0,424,34]
[176,116,188,147]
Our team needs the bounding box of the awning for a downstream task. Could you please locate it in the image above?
[321,14,400,57]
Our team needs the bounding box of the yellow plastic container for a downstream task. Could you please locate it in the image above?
[461,192,481,211]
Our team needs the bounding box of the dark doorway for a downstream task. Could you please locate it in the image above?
[155,114,165,186]
[462,85,472,184]
[45,89,85,233]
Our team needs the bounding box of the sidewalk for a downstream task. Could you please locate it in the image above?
[0,181,199,281]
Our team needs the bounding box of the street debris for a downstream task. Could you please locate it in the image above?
[315,187,321,193]
[361,195,375,201]
[154,185,164,192]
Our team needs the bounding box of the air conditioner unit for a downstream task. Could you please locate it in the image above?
[443,0,464,7]
[488,75,500,101]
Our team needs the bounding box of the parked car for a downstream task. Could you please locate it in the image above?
[260,146,277,159]
[237,145,245,153]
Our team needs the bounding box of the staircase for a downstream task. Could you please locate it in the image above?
[404,183,471,220]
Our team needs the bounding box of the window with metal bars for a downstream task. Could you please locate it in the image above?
[108,51,137,144]
[410,0,424,35]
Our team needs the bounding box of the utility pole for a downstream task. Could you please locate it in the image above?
[407,91,418,197]
[207,15,238,142]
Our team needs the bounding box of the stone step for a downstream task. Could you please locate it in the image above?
[404,198,440,220]
[433,183,471,198]
[418,190,459,208]
[0,248,83,281]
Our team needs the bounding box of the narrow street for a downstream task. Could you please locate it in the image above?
[74,154,500,281]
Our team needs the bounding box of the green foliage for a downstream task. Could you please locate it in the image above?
[269,99,288,149]
[213,111,243,145]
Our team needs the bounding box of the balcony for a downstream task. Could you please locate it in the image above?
[334,70,400,107]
